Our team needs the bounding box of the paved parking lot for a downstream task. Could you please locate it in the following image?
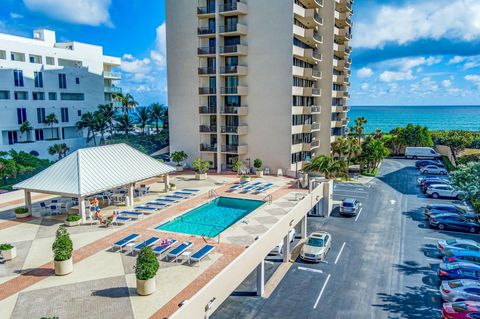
[212,158,479,319]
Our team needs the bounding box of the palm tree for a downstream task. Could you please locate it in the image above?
[19,121,33,142]
[97,103,116,135]
[115,114,134,136]
[48,143,70,160]
[44,113,58,140]
[76,112,98,146]
[149,103,165,133]
[113,93,138,115]
[352,116,368,144]
[135,107,150,135]
[94,111,108,144]
[303,155,346,179]
[160,106,169,129]
[331,137,349,159]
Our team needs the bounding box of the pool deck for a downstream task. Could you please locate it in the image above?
[0,173,306,319]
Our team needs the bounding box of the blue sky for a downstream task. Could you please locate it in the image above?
[1,0,480,106]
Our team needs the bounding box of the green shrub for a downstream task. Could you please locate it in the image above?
[0,243,14,250]
[457,154,480,165]
[105,131,169,155]
[135,246,159,280]
[441,156,456,172]
[65,215,81,222]
[472,199,480,214]
[52,226,73,261]
[171,151,188,166]
[361,168,378,177]
[169,183,175,187]
[253,159,263,169]
[192,158,210,174]
[14,207,29,215]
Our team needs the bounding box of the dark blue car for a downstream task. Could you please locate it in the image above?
[429,213,480,234]
[415,160,445,168]
[438,262,480,280]
[443,250,480,264]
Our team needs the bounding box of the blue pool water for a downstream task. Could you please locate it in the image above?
[156,197,265,237]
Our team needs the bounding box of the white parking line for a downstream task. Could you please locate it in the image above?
[298,266,323,274]
[424,237,443,241]
[355,208,364,222]
[264,260,275,265]
[334,242,346,264]
[313,274,331,309]
[427,258,441,263]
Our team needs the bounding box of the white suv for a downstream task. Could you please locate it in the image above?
[420,165,448,175]
[426,184,465,199]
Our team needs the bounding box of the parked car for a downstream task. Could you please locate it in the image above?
[426,184,465,199]
[418,176,449,186]
[421,165,448,175]
[270,228,296,254]
[300,232,331,262]
[423,179,451,193]
[438,239,480,255]
[438,262,480,281]
[426,204,469,218]
[430,214,480,233]
[466,313,480,319]
[441,280,480,302]
[339,198,361,216]
[444,250,480,264]
[415,160,445,169]
[442,301,480,319]
[427,206,477,220]
[405,147,441,159]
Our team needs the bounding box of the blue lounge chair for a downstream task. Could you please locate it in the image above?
[254,183,274,194]
[174,191,194,196]
[182,189,200,192]
[229,181,249,191]
[134,237,160,253]
[112,215,130,226]
[120,211,144,219]
[112,233,140,250]
[167,242,193,261]
[241,182,263,192]
[153,239,178,255]
[190,245,216,263]
[156,198,178,203]
[146,202,168,208]
[135,205,157,211]
[165,195,186,200]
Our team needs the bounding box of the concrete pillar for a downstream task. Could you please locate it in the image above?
[127,184,135,207]
[164,174,170,192]
[301,216,308,239]
[282,234,291,263]
[24,190,32,215]
[79,196,86,223]
[323,180,333,217]
[256,260,265,296]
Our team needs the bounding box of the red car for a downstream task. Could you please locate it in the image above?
[443,302,480,319]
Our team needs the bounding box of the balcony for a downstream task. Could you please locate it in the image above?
[292,106,313,115]
[199,87,216,95]
[199,106,217,114]
[311,140,320,148]
[221,144,248,154]
[219,23,248,35]
[311,122,321,131]
[199,125,217,133]
[332,105,347,112]
[332,90,346,98]
[220,86,248,95]
[220,65,248,76]
[198,67,216,75]
[200,144,217,152]
[219,44,248,56]
[221,106,248,115]
[333,58,345,70]
[314,12,323,25]
[313,49,322,61]
[197,6,215,16]
[314,0,324,7]
[292,124,312,134]
[219,1,248,15]
[292,86,321,97]
[104,86,122,94]
[311,106,321,113]
[336,0,353,13]
[197,27,216,36]
[294,3,316,27]
[313,31,323,43]
[103,71,121,80]
[334,11,352,28]
[312,69,322,79]
[197,46,216,56]
[291,143,311,153]
[293,46,314,63]
[292,65,314,79]
[221,125,248,135]
[293,25,314,43]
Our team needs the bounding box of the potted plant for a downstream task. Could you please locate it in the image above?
[171,151,188,172]
[52,226,73,276]
[233,160,249,182]
[64,214,82,227]
[15,206,31,219]
[135,246,159,296]
[0,243,16,260]
[254,159,263,177]
[169,183,176,191]
[192,158,210,180]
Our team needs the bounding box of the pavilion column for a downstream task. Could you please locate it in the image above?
[256,260,265,296]
[282,234,290,263]
[301,216,308,239]
[78,196,86,223]
[127,184,135,207]
[164,174,170,192]
[24,190,33,216]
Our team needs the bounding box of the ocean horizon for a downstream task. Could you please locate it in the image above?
[348,105,480,133]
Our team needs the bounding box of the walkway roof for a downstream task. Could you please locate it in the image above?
[14,143,175,197]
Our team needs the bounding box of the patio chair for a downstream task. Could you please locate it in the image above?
[111,215,130,226]
[174,191,194,197]
[134,237,160,253]
[241,182,263,193]
[228,181,249,192]
[167,242,193,262]
[49,205,60,215]
[51,199,58,203]
[156,198,178,203]
[120,211,144,219]
[39,202,48,215]
[253,183,274,194]
[153,239,178,256]
[165,195,187,200]
[146,202,169,208]
[190,245,216,264]
[182,189,200,192]
[112,233,140,251]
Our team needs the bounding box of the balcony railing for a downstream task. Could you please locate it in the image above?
[312,123,320,130]
[220,65,240,74]
[313,32,322,42]
[221,106,246,114]
[198,47,216,55]
[314,13,323,25]
[103,71,121,79]
[199,87,216,95]
[311,140,320,148]
[219,1,245,13]
[314,0,324,7]
[200,144,217,152]
[199,125,217,133]
[221,86,247,94]
[312,88,321,95]
[219,24,246,33]
[197,6,215,15]
[312,69,321,78]
[311,106,321,113]
[221,144,242,153]
[197,27,216,35]
[219,44,247,54]
[346,33,352,40]
[221,126,239,134]
[198,67,216,75]
[104,86,122,94]
[313,50,322,60]
[199,106,217,114]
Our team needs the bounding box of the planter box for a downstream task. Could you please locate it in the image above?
[175,166,184,172]
[64,220,81,227]
[15,212,31,219]
[240,176,251,182]
[137,277,156,296]
[169,186,176,191]
[256,171,264,178]
[195,173,207,180]
[54,258,73,276]
[1,247,16,260]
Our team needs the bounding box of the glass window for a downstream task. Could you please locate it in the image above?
[32,92,45,100]
[8,131,18,145]
[48,92,57,100]
[61,108,69,122]
[13,69,24,87]
[17,108,27,124]
[60,93,84,101]
[14,91,28,100]
[58,73,67,89]
[34,71,43,88]
[46,56,55,65]
[75,77,80,84]
[37,108,46,124]
[35,129,44,141]
[0,90,10,99]
[306,238,324,247]
[0,50,6,59]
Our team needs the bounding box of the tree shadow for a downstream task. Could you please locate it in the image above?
[91,286,132,298]
[420,244,443,259]
[394,261,432,277]
[377,166,421,195]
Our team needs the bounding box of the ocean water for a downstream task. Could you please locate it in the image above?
[348,105,480,133]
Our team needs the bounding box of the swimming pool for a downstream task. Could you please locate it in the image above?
[156,197,264,237]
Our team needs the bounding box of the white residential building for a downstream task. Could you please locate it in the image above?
[0,29,121,158]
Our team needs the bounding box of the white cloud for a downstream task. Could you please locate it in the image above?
[357,67,373,78]
[409,77,439,95]
[23,0,112,26]
[150,23,167,68]
[465,74,480,88]
[360,82,369,90]
[448,56,465,64]
[379,70,414,82]
[10,13,23,19]
[377,56,442,72]
[442,79,452,88]
[353,0,480,49]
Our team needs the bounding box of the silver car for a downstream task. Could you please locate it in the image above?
[340,198,361,216]
[441,279,480,302]
[438,239,480,255]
